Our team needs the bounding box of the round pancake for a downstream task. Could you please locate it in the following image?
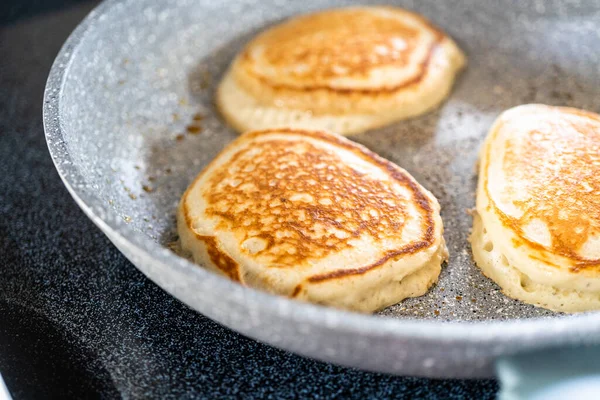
[217,7,466,135]
[178,128,447,312]
[471,104,600,312]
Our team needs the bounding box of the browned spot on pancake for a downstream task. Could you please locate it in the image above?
[257,10,419,79]
[528,253,560,268]
[485,107,600,270]
[291,284,303,297]
[239,7,443,94]
[184,128,436,280]
[197,235,241,282]
[245,42,439,95]
[205,140,409,265]
[307,234,432,282]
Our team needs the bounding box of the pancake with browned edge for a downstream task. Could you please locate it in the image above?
[178,128,447,312]
[471,104,600,312]
[217,7,466,135]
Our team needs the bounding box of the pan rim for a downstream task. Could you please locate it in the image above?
[43,0,600,348]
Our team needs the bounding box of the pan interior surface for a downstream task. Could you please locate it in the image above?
[56,0,600,323]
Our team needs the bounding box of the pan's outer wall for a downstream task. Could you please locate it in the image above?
[44,0,600,377]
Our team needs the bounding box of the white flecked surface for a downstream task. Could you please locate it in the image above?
[45,0,600,377]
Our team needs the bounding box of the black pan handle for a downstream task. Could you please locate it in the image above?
[496,346,600,399]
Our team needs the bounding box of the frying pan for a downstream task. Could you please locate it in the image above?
[43,0,600,396]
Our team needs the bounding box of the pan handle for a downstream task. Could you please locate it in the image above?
[496,346,600,399]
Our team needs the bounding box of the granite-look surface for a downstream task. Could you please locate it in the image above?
[49,0,600,325]
[0,1,497,398]
[38,0,600,379]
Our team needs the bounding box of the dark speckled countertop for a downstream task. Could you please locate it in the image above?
[0,1,498,398]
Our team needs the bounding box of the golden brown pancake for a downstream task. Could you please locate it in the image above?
[217,7,466,135]
[471,104,600,312]
[178,128,447,312]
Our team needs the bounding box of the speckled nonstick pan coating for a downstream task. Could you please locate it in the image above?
[44,0,600,377]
